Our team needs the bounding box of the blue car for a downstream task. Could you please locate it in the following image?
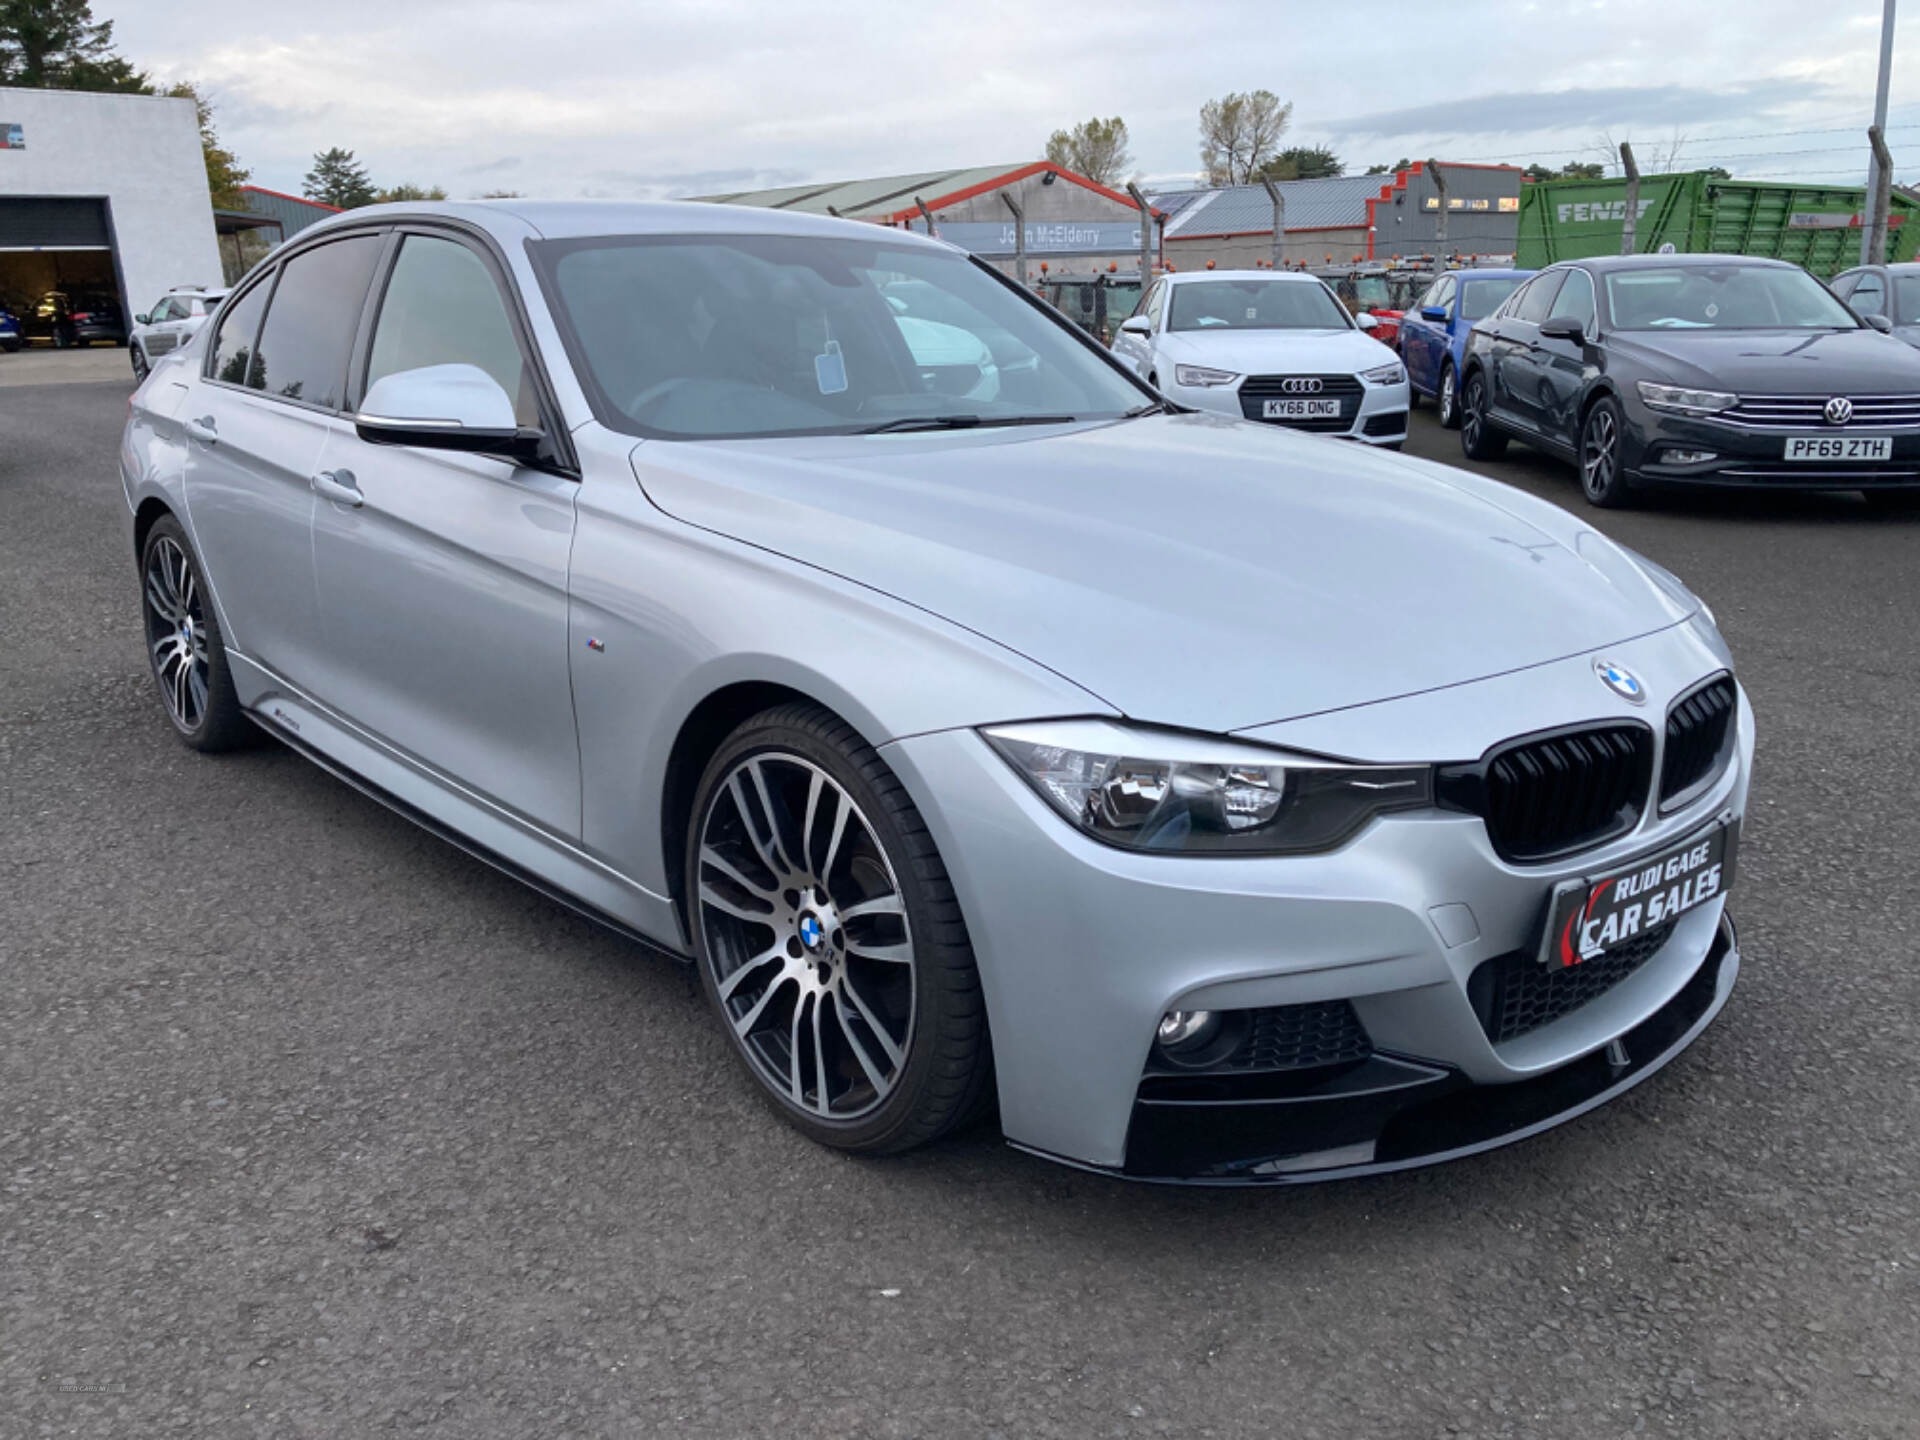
[1397,268,1532,428]
[0,307,20,353]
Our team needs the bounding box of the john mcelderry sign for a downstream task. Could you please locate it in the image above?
[906,219,1142,257]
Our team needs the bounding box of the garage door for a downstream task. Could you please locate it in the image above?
[0,197,111,250]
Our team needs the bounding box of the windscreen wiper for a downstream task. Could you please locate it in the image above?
[1122,398,1178,417]
[857,414,1080,434]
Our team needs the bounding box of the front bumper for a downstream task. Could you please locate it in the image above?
[1114,912,1736,1183]
[1624,402,1920,490]
[882,638,1752,1179]
[1168,373,1409,445]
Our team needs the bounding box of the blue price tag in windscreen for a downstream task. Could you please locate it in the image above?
[815,341,848,395]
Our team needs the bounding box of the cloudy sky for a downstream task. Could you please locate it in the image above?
[112,0,1919,200]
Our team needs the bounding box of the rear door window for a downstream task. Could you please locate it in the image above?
[208,281,271,389]
[250,235,384,409]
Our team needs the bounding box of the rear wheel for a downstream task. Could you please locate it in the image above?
[1436,361,1461,429]
[1579,396,1636,508]
[140,516,254,752]
[1459,370,1508,460]
[687,703,992,1154]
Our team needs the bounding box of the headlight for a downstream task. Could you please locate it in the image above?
[1360,362,1406,386]
[1635,381,1736,416]
[1174,364,1239,388]
[981,720,1432,855]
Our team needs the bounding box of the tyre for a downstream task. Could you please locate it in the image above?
[140,515,255,752]
[130,344,149,382]
[0,339,19,353]
[1436,361,1461,430]
[686,702,993,1154]
[1459,369,1508,460]
[1579,396,1636,508]
[53,327,71,349]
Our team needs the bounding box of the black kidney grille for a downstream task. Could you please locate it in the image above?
[1482,724,1653,862]
[1468,925,1676,1044]
[1661,675,1736,805]
[1224,1000,1373,1072]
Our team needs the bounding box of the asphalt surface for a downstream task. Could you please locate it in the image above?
[4,378,1918,1439]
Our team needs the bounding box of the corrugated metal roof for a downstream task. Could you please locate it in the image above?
[1154,175,1384,237]
[238,185,340,238]
[698,164,1034,221]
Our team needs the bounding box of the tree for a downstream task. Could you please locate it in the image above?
[0,0,147,90]
[161,81,249,210]
[373,182,448,203]
[477,189,524,199]
[303,148,377,208]
[1366,157,1411,176]
[1044,116,1133,187]
[1198,90,1292,186]
[1560,161,1605,180]
[1254,145,1343,182]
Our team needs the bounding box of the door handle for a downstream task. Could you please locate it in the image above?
[185,415,217,444]
[310,469,363,507]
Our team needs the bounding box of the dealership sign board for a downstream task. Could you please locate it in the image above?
[905,219,1143,257]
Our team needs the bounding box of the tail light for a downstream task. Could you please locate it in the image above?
[71,312,92,322]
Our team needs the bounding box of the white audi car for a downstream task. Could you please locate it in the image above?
[130,287,227,383]
[1111,270,1410,447]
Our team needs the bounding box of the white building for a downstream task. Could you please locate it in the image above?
[0,86,222,336]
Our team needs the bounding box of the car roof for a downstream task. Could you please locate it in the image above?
[1839,261,1920,274]
[1165,269,1320,284]
[1450,268,1532,280]
[1565,252,1801,273]
[296,198,959,252]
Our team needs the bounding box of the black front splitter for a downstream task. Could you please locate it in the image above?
[1014,912,1739,1186]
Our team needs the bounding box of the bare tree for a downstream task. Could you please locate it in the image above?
[1199,90,1293,186]
[1592,127,1689,176]
[1044,116,1133,186]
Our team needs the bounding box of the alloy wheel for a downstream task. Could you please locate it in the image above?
[1438,367,1456,426]
[143,535,210,731]
[1462,378,1483,446]
[131,345,149,382]
[696,752,916,1121]
[1583,407,1619,499]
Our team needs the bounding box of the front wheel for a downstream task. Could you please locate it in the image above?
[1459,370,1508,460]
[1436,361,1461,429]
[130,344,149,382]
[687,703,993,1154]
[1579,396,1636,508]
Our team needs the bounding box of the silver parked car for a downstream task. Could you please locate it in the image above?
[122,202,1752,1183]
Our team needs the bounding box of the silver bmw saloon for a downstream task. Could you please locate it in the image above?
[121,202,1752,1183]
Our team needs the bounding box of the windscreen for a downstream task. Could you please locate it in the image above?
[1604,265,1860,330]
[532,233,1145,439]
[1460,277,1524,321]
[1167,279,1352,332]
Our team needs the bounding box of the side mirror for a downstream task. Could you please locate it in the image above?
[355,363,541,463]
[1354,313,1379,331]
[1118,315,1152,337]
[1538,316,1586,344]
[1864,313,1893,333]
[134,313,150,326]
[1420,305,1448,322]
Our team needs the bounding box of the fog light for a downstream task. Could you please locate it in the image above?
[1157,1009,1218,1049]
[1664,448,1717,465]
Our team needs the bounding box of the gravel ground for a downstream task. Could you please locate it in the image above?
[3,378,1917,1439]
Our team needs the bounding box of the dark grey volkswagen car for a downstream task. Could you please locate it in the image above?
[1459,253,1920,507]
